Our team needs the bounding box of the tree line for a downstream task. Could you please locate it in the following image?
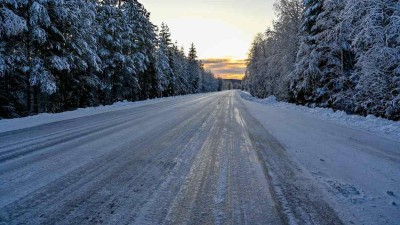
[0,0,220,119]
[243,0,400,120]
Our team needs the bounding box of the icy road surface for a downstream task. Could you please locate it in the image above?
[0,91,398,224]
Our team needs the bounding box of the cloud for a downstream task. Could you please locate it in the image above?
[201,58,246,80]
[201,58,231,64]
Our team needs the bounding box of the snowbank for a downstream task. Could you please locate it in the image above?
[0,96,184,133]
[240,91,400,142]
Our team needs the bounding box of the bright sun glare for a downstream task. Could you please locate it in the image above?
[165,18,249,59]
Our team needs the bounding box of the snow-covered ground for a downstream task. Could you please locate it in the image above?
[0,94,197,133]
[1,90,398,224]
[240,91,400,142]
[240,91,400,225]
[0,91,287,224]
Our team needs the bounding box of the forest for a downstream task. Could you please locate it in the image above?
[243,0,400,120]
[0,0,220,118]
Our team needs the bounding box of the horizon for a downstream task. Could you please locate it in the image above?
[140,0,276,80]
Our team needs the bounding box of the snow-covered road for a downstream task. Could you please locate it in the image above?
[0,91,398,224]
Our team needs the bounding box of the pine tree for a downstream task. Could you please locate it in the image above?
[56,0,101,110]
[188,43,200,93]
[245,33,270,98]
[172,44,189,95]
[22,0,75,114]
[123,0,156,100]
[290,0,324,105]
[0,0,218,119]
[96,0,120,104]
[344,0,400,119]
[154,33,171,97]
[313,0,355,110]
[0,1,28,117]
[158,23,174,96]
[244,0,302,100]
[243,0,400,120]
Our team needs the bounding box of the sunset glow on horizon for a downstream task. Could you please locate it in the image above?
[201,58,247,80]
[140,0,275,80]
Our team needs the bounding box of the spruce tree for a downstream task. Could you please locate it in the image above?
[290,0,324,105]
[314,0,355,111]
[123,0,156,100]
[172,44,189,95]
[0,0,218,119]
[188,43,200,93]
[344,0,400,119]
[0,1,28,117]
[158,23,174,96]
[154,33,171,97]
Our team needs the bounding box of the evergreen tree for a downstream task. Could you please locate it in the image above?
[0,1,28,117]
[121,0,156,101]
[157,23,174,96]
[290,0,324,104]
[172,44,189,95]
[56,0,101,110]
[154,33,171,97]
[244,0,400,120]
[314,0,355,110]
[0,0,219,119]
[245,33,270,98]
[188,43,200,93]
[344,0,400,119]
[244,0,302,100]
[96,0,136,103]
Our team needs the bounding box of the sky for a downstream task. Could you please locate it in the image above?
[140,0,276,80]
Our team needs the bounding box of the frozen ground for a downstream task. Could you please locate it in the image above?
[0,90,398,225]
[240,91,400,142]
[0,95,195,133]
[240,91,400,225]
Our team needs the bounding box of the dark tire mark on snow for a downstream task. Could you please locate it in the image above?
[237,94,344,225]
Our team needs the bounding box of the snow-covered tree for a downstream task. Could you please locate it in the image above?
[290,0,324,104]
[95,0,123,103]
[0,1,28,117]
[245,33,270,98]
[158,23,175,96]
[0,0,218,119]
[343,0,400,119]
[314,0,355,111]
[27,0,63,99]
[154,34,171,97]
[187,43,200,93]
[200,67,219,92]
[56,0,101,110]
[172,44,189,95]
[96,0,155,102]
[244,0,302,100]
[121,0,156,100]
[291,0,355,109]
[244,0,400,120]
[0,2,27,38]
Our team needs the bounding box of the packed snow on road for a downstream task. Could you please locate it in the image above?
[0,91,399,225]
